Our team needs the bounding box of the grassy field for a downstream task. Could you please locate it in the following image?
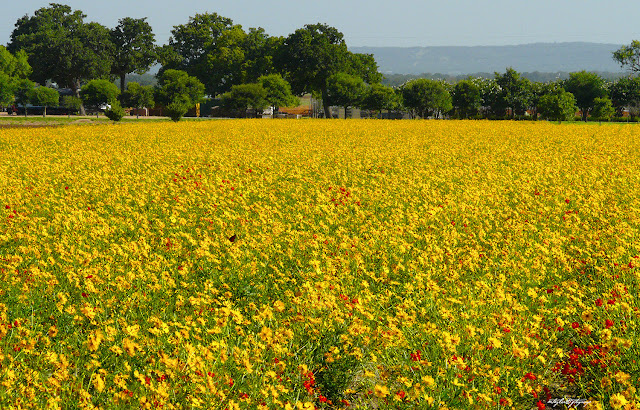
[0,120,639,409]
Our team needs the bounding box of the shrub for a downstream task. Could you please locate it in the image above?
[166,101,188,122]
[104,100,125,121]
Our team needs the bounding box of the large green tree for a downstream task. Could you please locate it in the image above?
[121,82,155,118]
[451,79,482,118]
[401,79,452,119]
[361,83,399,117]
[110,17,157,92]
[494,68,532,118]
[221,83,268,117]
[326,73,367,118]
[258,74,298,112]
[609,76,640,117]
[80,79,120,113]
[538,88,577,123]
[160,13,277,97]
[9,4,114,115]
[562,71,607,121]
[591,97,615,122]
[154,69,205,121]
[14,78,35,116]
[28,86,59,117]
[278,23,350,118]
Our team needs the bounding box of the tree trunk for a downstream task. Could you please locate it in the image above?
[344,106,348,119]
[72,80,86,116]
[23,104,27,117]
[321,86,332,119]
[582,108,588,122]
[120,75,126,93]
[43,106,47,118]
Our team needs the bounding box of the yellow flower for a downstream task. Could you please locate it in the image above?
[374,384,389,398]
[273,300,285,312]
[92,373,105,393]
[122,338,138,356]
[614,371,631,385]
[581,310,594,322]
[609,393,628,409]
[422,375,435,388]
[86,330,103,352]
[488,337,502,349]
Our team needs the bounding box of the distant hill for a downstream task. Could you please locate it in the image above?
[350,42,626,75]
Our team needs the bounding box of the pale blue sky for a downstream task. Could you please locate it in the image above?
[3,0,638,47]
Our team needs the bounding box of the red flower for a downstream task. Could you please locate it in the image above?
[571,322,580,329]
[536,400,546,410]
[595,298,603,307]
[605,319,614,329]
[524,372,537,381]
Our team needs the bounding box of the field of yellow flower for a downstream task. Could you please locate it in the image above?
[0,120,639,409]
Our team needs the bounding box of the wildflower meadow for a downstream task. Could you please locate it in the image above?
[0,120,639,409]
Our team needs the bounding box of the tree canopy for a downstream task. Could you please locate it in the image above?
[110,17,157,92]
[613,40,640,74]
[9,3,113,114]
[278,23,350,118]
[537,88,577,122]
[401,79,452,119]
[562,71,607,121]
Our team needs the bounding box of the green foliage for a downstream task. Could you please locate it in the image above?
[8,3,113,105]
[0,46,32,107]
[310,328,359,407]
[451,79,482,118]
[609,77,640,117]
[61,95,83,112]
[104,100,125,121]
[361,83,399,114]
[160,13,276,97]
[562,71,607,121]
[14,78,35,111]
[538,88,577,122]
[154,69,205,109]
[122,82,155,109]
[326,73,367,117]
[0,46,31,79]
[279,23,350,118]
[81,79,120,109]
[401,78,452,118]
[166,100,189,122]
[258,74,298,109]
[28,86,59,116]
[221,83,268,116]
[110,17,157,92]
[612,40,640,74]
[0,73,15,106]
[346,53,382,84]
[494,68,533,117]
[591,97,615,122]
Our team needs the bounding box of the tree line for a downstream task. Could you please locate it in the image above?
[3,3,640,121]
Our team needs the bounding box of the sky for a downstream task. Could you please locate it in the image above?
[2,0,639,48]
